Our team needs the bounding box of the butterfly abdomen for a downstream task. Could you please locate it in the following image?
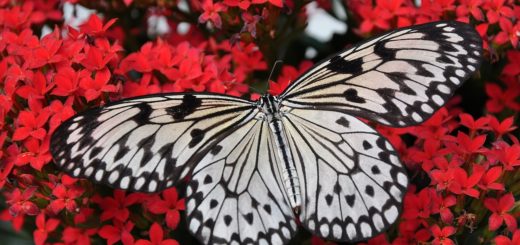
[261,95,302,210]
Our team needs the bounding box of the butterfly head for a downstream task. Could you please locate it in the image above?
[259,94,281,116]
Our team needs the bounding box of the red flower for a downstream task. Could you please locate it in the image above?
[16,71,54,100]
[409,139,442,172]
[49,184,82,214]
[488,116,517,138]
[498,144,520,171]
[80,68,118,101]
[485,82,520,113]
[0,144,16,189]
[484,0,514,24]
[26,28,64,69]
[80,39,122,71]
[62,227,97,245]
[12,108,50,141]
[431,194,457,223]
[146,188,185,229]
[478,166,505,191]
[135,223,179,245]
[168,59,204,91]
[79,14,117,37]
[240,12,263,37]
[449,165,484,198]
[16,138,52,170]
[402,188,432,221]
[484,193,517,232]
[33,213,60,245]
[494,18,519,48]
[198,0,226,28]
[52,67,90,98]
[0,210,25,232]
[94,190,143,222]
[495,229,520,245]
[47,98,75,133]
[6,187,40,216]
[431,168,456,191]
[459,113,489,133]
[356,5,392,34]
[444,132,486,158]
[430,225,456,245]
[502,50,520,76]
[456,0,484,21]
[99,221,135,245]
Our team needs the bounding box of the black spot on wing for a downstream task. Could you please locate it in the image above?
[244,213,254,225]
[210,145,222,155]
[328,55,364,74]
[263,204,271,214]
[378,152,391,162]
[344,89,366,103]
[325,194,333,206]
[224,215,232,226]
[371,165,381,174]
[210,199,218,209]
[365,186,375,196]
[362,140,372,150]
[346,194,355,207]
[166,94,202,120]
[189,129,205,148]
[336,117,350,128]
[203,175,213,184]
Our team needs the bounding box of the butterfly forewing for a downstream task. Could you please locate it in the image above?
[186,118,297,244]
[282,108,408,241]
[51,93,257,192]
[279,21,482,127]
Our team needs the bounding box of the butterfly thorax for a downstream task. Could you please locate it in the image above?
[260,94,302,212]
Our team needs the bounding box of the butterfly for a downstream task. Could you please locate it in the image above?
[50,21,482,244]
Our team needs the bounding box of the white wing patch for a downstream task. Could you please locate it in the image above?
[280,21,482,127]
[51,94,257,192]
[282,108,408,242]
[186,119,297,244]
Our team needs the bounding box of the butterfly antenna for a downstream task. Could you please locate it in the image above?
[266,60,284,91]
[268,60,284,82]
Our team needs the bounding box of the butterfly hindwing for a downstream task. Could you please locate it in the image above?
[186,119,297,244]
[280,21,482,127]
[282,108,408,241]
[50,93,257,192]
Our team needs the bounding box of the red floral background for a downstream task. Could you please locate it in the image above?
[0,0,519,244]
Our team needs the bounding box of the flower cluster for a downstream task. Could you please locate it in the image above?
[0,0,519,244]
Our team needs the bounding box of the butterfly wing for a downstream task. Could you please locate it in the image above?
[282,108,407,241]
[186,117,297,244]
[279,21,482,127]
[50,93,258,192]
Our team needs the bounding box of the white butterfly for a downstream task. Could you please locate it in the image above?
[51,21,482,244]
